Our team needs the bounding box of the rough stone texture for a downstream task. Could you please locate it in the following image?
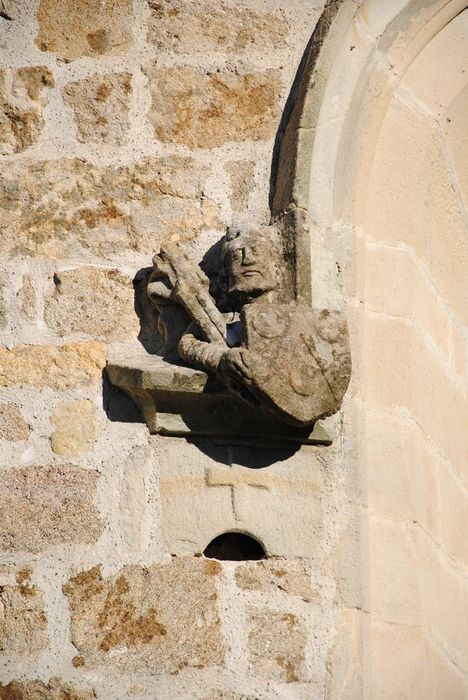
[63,72,132,145]
[147,0,289,54]
[226,160,255,213]
[50,399,98,456]
[44,267,138,341]
[0,157,218,259]
[0,403,30,442]
[17,274,37,322]
[0,342,106,389]
[202,693,257,700]
[0,279,6,329]
[0,465,103,552]
[0,67,54,155]
[63,557,225,673]
[235,558,316,601]
[36,0,133,61]
[248,609,308,682]
[144,66,281,148]
[0,679,96,700]
[0,567,47,654]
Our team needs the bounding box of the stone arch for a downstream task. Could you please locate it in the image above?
[273,0,468,694]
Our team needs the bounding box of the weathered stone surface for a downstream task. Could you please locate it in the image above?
[36,0,132,61]
[63,72,132,145]
[0,157,217,259]
[50,399,98,457]
[236,559,315,601]
[0,279,6,329]
[0,679,96,700]
[0,67,54,155]
[0,465,103,552]
[63,557,225,673]
[248,610,307,683]
[147,0,288,54]
[202,693,257,700]
[0,567,47,654]
[17,274,37,322]
[0,342,106,389]
[226,160,255,213]
[144,66,281,148]
[45,267,137,341]
[0,404,29,441]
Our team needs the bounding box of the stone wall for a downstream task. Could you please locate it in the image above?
[0,2,358,699]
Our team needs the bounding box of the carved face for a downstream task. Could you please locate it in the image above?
[222,226,280,302]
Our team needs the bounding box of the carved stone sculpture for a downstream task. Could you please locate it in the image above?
[146,224,351,429]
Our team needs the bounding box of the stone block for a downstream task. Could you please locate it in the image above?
[63,557,225,673]
[44,267,138,341]
[0,342,106,389]
[158,440,327,558]
[325,609,363,700]
[364,243,451,357]
[144,66,281,148]
[235,558,316,601]
[368,516,421,625]
[363,96,468,323]
[36,0,132,61]
[439,463,468,569]
[0,403,30,442]
[0,157,218,259]
[63,72,132,145]
[147,0,288,55]
[445,85,468,222]
[365,409,440,539]
[0,67,54,155]
[226,160,255,213]
[418,533,468,670]
[247,609,308,682]
[364,316,468,474]
[0,567,47,654]
[371,622,466,700]
[0,464,103,552]
[0,278,6,329]
[50,399,98,457]
[0,679,96,700]
[17,274,37,322]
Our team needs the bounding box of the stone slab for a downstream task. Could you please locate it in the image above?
[106,344,332,446]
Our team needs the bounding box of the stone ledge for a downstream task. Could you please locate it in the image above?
[106,343,331,447]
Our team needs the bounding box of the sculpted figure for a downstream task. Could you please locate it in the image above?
[147,225,351,428]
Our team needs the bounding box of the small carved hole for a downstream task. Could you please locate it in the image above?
[203,532,265,561]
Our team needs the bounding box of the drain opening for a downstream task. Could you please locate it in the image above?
[203,532,266,561]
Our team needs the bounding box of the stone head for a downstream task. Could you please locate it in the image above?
[219,225,282,306]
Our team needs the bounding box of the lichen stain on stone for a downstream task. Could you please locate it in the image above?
[204,559,221,576]
[96,574,167,653]
[63,566,105,603]
[276,655,299,683]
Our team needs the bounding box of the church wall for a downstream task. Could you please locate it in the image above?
[0,2,357,699]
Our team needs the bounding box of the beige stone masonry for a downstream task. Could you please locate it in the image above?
[0,679,96,700]
[50,399,98,456]
[0,66,54,155]
[63,72,132,146]
[36,0,133,61]
[44,267,138,341]
[0,464,103,552]
[0,157,218,260]
[0,403,30,442]
[147,0,289,55]
[0,342,106,389]
[0,566,47,654]
[144,66,282,149]
[63,557,225,674]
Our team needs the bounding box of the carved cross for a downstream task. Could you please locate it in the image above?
[205,465,270,522]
